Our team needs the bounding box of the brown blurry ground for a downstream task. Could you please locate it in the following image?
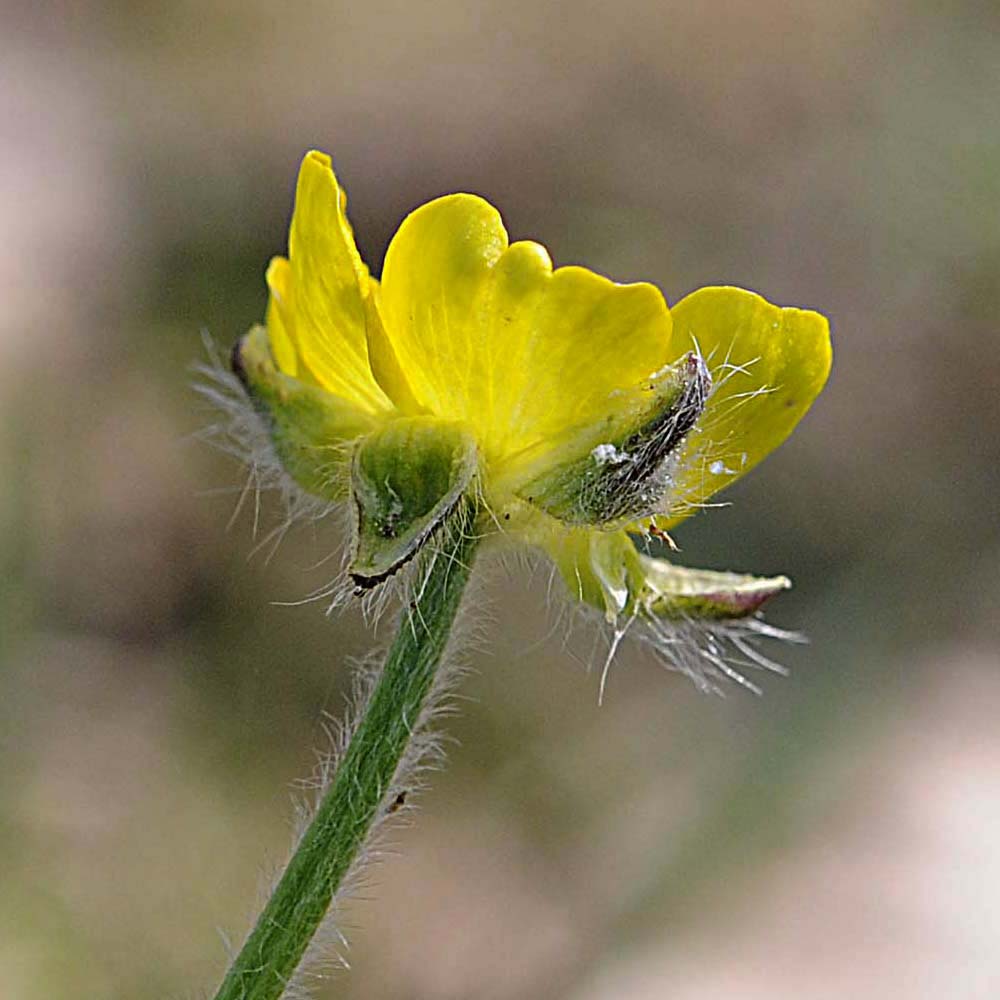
[1,1,999,998]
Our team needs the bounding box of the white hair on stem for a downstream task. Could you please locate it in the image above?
[277,521,488,998]
[192,339,479,994]
[194,351,490,995]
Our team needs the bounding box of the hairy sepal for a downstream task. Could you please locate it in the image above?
[516,352,710,527]
[232,325,377,501]
[350,417,478,588]
[548,527,789,623]
[637,556,790,619]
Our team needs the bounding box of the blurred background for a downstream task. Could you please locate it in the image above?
[2,1,999,997]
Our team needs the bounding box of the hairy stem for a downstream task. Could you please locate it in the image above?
[213,502,480,1000]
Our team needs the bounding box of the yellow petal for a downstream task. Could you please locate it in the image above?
[363,280,425,415]
[379,195,673,467]
[660,286,831,525]
[286,151,391,414]
[496,262,674,467]
[264,256,299,377]
[379,193,506,429]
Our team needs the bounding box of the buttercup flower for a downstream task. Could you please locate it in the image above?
[233,150,831,690]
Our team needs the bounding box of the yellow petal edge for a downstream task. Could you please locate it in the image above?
[271,150,392,415]
[657,286,832,527]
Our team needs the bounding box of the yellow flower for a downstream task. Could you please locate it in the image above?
[233,150,831,686]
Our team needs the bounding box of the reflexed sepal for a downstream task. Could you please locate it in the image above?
[232,325,377,500]
[545,525,789,622]
[350,417,478,588]
[636,556,790,620]
[517,353,710,527]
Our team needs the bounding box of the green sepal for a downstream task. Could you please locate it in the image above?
[545,526,789,622]
[232,325,377,501]
[545,527,643,620]
[349,417,478,588]
[637,556,790,620]
[517,352,710,527]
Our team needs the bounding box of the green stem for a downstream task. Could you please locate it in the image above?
[213,502,480,1000]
